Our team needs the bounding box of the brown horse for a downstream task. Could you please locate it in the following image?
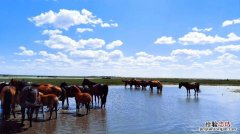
[149,80,163,93]
[122,80,133,88]
[0,86,18,119]
[82,79,108,109]
[60,82,79,109]
[71,85,92,115]
[36,92,58,120]
[140,80,149,90]
[37,84,62,97]
[179,82,200,96]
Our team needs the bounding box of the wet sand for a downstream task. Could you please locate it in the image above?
[0,107,107,134]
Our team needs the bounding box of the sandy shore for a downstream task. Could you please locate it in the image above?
[0,107,107,134]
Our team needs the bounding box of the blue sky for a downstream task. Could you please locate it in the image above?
[0,0,240,78]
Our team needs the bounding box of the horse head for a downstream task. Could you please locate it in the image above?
[179,82,183,89]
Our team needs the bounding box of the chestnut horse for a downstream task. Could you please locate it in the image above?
[71,85,92,114]
[82,79,108,108]
[0,86,18,119]
[36,92,58,120]
[149,80,163,93]
[179,82,200,96]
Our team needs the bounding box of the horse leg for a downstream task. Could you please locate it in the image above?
[49,106,53,120]
[55,105,58,119]
[29,107,34,127]
[35,107,39,120]
[91,95,94,108]
[11,98,16,118]
[67,97,69,108]
[76,102,79,114]
[86,103,89,115]
[62,98,65,109]
[21,107,25,127]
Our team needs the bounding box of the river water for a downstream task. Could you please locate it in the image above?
[0,85,240,134]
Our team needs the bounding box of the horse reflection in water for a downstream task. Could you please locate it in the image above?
[179,82,200,96]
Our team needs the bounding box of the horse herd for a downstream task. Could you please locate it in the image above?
[122,79,200,96]
[0,79,108,127]
[0,78,200,128]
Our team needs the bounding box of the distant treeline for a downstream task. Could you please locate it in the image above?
[0,75,240,86]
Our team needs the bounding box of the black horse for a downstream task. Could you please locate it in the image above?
[179,82,200,96]
[82,79,108,108]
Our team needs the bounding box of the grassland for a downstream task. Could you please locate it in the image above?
[1,75,240,86]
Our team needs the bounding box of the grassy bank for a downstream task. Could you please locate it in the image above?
[0,75,240,86]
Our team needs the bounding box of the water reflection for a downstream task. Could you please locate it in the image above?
[186,95,199,103]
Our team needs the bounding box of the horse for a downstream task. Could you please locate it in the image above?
[179,82,200,96]
[19,86,41,127]
[0,82,8,96]
[130,79,141,89]
[36,92,58,120]
[149,80,163,93]
[71,85,92,115]
[36,84,62,97]
[82,79,108,108]
[140,80,149,90]
[122,80,133,88]
[0,86,18,120]
[60,82,79,109]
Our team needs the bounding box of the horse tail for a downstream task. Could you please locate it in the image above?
[102,85,108,105]
[2,89,12,118]
[196,83,200,93]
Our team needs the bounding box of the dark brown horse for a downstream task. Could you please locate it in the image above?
[19,86,41,127]
[140,80,149,90]
[149,80,163,93]
[82,79,108,108]
[179,82,200,96]
[122,80,133,88]
[60,82,80,109]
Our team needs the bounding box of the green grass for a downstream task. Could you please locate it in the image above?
[1,75,240,86]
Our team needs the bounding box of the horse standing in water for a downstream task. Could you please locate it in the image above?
[179,82,200,96]
[122,80,133,88]
[82,79,108,108]
[19,86,41,127]
[71,85,92,115]
[149,80,163,94]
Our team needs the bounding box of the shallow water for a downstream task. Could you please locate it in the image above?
[1,85,240,134]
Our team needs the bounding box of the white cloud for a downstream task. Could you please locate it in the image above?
[171,49,212,58]
[38,31,106,50]
[39,51,73,64]
[15,46,36,56]
[106,40,123,49]
[29,9,118,30]
[222,18,240,27]
[101,23,118,28]
[154,36,176,45]
[76,28,93,33]
[42,29,63,35]
[70,49,123,62]
[192,27,212,32]
[214,44,240,53]
[79,38,105,49]
[179,32,240,45]
[205,53,240,66]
